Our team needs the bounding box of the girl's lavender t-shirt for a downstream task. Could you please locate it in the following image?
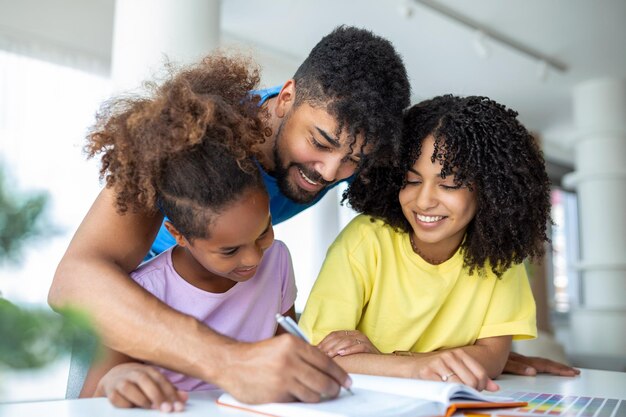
[130,239,297,392]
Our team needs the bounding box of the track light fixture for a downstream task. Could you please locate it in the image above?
[411,0,567,73]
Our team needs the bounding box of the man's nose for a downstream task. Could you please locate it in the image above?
[314,156,343,183]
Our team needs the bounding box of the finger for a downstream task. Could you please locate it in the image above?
[319,338,349,357]
[108,390,135,409]
[457,354,490,391]
[337,341,373,356]
[114,381,153,409]
[131,372,169,409]
[176,390,189,402]
[145,368,184,405]
[317,332,348,355]
[531,359,580,376]
[486,379,500,392]
[439,350,489,391]
[319,330,349,346]
[173,390,189,412]
[290,377,328,403]
[503,359,537,376]
[297,344,349,397]
[439,354,480,389]
[329,337,364,356]
[292,360,342,401]
[319,332,357,356]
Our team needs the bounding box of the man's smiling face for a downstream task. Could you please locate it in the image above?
[271,102,365,203]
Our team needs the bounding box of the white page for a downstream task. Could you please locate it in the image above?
[351,374,513,405]
[218,388,445,417]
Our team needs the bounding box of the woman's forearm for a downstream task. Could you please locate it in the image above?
[331,353,426,378]
[331,336,511,381]
[456,336,512,378]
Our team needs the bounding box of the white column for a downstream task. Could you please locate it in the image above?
[563,78,626,357]
[111,0,220,92]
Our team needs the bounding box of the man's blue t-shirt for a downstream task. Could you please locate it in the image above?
[148,85,347,256]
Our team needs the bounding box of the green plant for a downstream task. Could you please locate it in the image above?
[0,164,53,264]
[0,300,96,370]
[0,162,96,370]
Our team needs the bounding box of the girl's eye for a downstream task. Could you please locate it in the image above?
[222,248,238,256]
[441,184,462,190]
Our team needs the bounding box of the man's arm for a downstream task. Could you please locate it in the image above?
[49,187,350,403]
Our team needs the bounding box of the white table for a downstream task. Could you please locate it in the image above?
[1,369,624,417]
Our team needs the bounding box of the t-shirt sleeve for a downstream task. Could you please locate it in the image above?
[299,222,370,345]
[130,266,166,301]
[277,241,297,315]
[477,263,537,340]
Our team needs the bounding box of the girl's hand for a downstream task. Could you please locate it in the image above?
[94,363,188,412]
[409,348,499,392]
[317,330,381,357]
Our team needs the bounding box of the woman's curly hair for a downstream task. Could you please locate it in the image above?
[85,53,267,240]
[346,95,552,276]
[293,25,410,176]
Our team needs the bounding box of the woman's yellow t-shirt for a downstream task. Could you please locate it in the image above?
[299,215,536,353]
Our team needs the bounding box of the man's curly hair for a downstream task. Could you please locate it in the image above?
[85,54,267,240]
[346,95,552,277]
[293,25,410,173]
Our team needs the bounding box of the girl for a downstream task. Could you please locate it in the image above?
[79,55,300,411]
[299,95,552,392]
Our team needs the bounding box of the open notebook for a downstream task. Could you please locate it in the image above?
[216,373,527,417]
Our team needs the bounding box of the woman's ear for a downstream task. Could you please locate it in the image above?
[164,221,188,247]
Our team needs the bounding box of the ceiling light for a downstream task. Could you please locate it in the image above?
[472,30,490,59]
[398,0,415,18]
[412,0,567,73]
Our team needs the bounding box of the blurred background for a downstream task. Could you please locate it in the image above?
[0,0,624,402]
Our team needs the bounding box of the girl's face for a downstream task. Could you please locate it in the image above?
[173,187,274,292]
[398,135,477,256]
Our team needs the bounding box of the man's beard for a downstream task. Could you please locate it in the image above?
[271,122,331,204]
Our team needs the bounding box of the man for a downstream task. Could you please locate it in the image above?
[148,26,409,256]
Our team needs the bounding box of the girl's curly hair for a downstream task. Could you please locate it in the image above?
[85,53,267,240]
[345,95,552,276]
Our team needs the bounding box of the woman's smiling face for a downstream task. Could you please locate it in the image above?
[398,135,477,258]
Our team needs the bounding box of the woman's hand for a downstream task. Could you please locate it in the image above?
[94,363,188,412]
[408,348,499,392]
[317,330,381,357]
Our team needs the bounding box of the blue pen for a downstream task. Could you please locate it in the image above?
[275,313,354,396]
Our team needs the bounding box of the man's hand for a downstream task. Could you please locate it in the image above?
[504,352,580,377]
[215,334,352,404]
[317,330,381,357]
